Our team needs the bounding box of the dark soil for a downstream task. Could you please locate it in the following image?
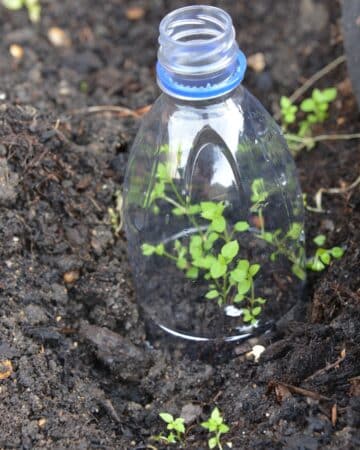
[0,1,359,449]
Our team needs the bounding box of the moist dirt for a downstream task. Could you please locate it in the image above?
[0,1,359,449]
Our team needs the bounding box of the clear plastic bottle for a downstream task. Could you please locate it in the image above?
[124,5,305,344]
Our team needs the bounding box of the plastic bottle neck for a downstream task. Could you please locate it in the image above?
[157,5,247,101]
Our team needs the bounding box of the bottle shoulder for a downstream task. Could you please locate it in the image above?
[140,86,286,156]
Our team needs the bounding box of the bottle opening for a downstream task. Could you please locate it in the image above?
[157,5,247,100]
[162,8,230,45]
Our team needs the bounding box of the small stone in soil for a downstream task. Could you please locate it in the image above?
[47,27,72,47]
[247,52,266,72]
[79,322,153,381]
[9,44,24,60]
[24,304,48,326]
[0,360,13,380]
[125,7,145,21]
[180,403,203,424]
[63,270,80,284]
[50,283,68,305]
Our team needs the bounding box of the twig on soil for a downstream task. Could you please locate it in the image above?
[69,104,151,118]
[98,398,121,423]
[312,173,360,212]
[331,404,338,427]
[211,390,224,404]
[304,349,346,382]
[274,55,346,120]
[52,128,84,152]
[269,380,331,402]
[271,383,337,422]
[86,193,103,212]
[289,55,346,104]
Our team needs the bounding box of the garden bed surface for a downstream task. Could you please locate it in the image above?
[0,1,359,449]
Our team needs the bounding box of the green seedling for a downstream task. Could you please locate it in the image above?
[280,96,298,126]
[201,407,230,450]
[306,234,344,271]
[141,159,267,324]
[142,199,264,324]
[280,87,338,154]
[2,0,41,23]
[300,88,337,129]
[142,155,307,324]
[152,412,186,445]
[143,158,268,322]
[258,221,306,281]
[250,179,306,281]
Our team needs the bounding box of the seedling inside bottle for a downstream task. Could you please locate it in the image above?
[141,159,306,326]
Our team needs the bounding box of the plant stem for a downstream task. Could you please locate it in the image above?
[167,179,205,238]
[259,208,265,234]
[264,234,304,278]
[222,276,228,305]
[163,251,178,262]
[169,178,186,206]
[250,279,255,305]
[285,132,360,154]
[163,195,183,209]
[312,173,360,212]
[223,226,231,242]
[286,132,360,144]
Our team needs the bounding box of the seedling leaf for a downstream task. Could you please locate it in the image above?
[186,267,199,279]
[142,243,155,256]
[159,413,174,424]
[221,240,239,261]
[330,246,344,259]
[249,264,260,277]
[211,216,226,233]
[206,290,219,299]
[237,279,251,295]
[234,221,250,232]
[210,260,227,279]
[313,234,326,246]
[208,437,217,449]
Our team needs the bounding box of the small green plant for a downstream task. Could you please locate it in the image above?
[141,149,307,325]
[299,88,337,133]
[306,234,344,271]
[258,221,306,281]
[280,87,338,153]
[201,407,230,450]
[2,0,41,22]
[249,178,306,281]
[141,157,268,324]
[280,96,298,125]
[152,412,186,445]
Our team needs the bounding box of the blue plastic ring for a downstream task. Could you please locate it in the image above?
[156,51,247,100]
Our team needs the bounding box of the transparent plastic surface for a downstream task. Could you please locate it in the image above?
[123,5,305,343]
[124,87,306,342]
